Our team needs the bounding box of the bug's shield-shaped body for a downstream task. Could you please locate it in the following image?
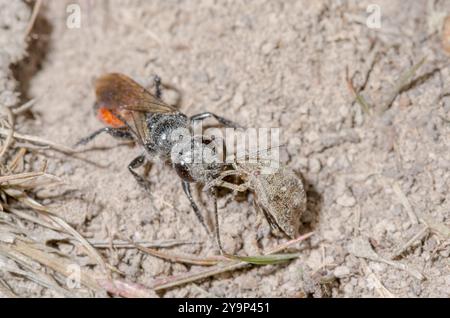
[239,162,307,238]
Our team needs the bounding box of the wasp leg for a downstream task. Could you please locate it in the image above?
[75,127,133,147]
[154,75,162,99]
[181,181,210,236]
[211,187,225,255]
[190,112,242,128]
[128,154,152,192]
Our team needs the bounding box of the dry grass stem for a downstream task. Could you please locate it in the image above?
[150,231,314,290]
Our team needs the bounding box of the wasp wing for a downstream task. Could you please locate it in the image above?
[95,73,177,145]
[130,111,151,146]
[95,73,177,114]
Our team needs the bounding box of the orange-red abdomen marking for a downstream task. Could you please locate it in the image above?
[97,106,126,128]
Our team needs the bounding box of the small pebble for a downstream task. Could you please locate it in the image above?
[163,88,180,106]
[343,283,354,295]
[261,41,276,55]
[294,156,308,170]
[305,131,319,143]
[439,249,450,258]
[62,162,74,175]
[336,193,356,207]
[299,104,309,115]
[326,156,335,167]
[232,92,245,108]
[398,94,411,109]
[333,265,350,278]
[401,221,412,231]
[339,105,349,117]
[308,158,321,173]
[445,275,450,286]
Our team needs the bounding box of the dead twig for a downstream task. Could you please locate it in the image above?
[0,171,45,184]
[419,214,450,240]
[345,51,379,115]
[3,189,108,273]
[0,128,77,154]
[97,279,156,298]
[11,99,37,115]
[391,181,450,240]
[0,244,77,297]
[391,226,429,260]
[392,182,419,225]
[1,240,101,291]
[0,107,15,161]
[24,0,43,38]
[378,57,427,113]
[360,259,396,298]
[7,148,26,172]
[90,239,201,249]
[134,242,225,266]
[349,237,424,280]
[0,278,17,298]
[150,231,314,290]
[345,43,380,114]
[7,208,61,232]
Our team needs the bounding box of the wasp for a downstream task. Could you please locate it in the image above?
[76,73,240,248]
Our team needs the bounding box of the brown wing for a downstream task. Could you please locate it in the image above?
[95,73,177,114]
[130,110,150,145]
[95,73,176,144]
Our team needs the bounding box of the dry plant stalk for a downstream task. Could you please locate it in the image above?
[0,109,108,296]
[150,232,314,291]
[345,56,427,115]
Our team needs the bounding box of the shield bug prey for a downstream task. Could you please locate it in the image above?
[76,73,240,239]
[205,157,307,248]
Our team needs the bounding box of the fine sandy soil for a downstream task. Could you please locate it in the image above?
[3,0,450,297]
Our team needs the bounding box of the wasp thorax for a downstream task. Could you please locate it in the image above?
[147,113,189,156]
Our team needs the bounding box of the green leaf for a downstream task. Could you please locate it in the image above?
[355,92,371,114]
[394,57,427,93]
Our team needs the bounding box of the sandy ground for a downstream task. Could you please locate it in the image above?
[2,0,450,297]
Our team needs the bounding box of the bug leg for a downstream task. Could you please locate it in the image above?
[154,75,162,99]
[190,112,242,128]
[211,180,248,194]
[128,154,152,191]
[203,169,241,192]
[257,201,284,237]
[75,127,133,147]
[181,181,210,236]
